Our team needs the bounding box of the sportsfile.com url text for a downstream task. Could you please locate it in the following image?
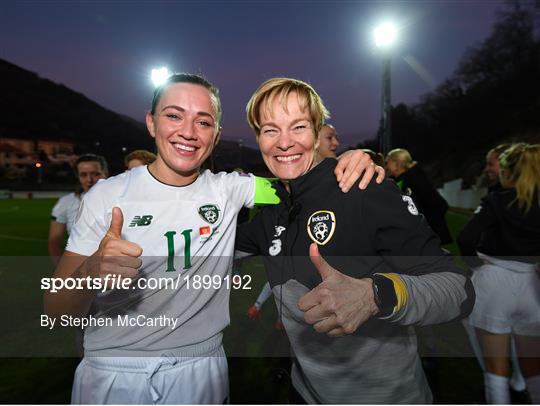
[42,274,251,293]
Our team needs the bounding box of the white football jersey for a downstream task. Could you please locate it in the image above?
[51,192,82,235]
[66,166,256,356]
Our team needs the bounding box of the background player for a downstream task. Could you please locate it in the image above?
[386,148,452,244]
[315,123,339,160]
[459,143,540,404]
[124,149,157,170]
[484,143,511,193]
[48,154,108,265]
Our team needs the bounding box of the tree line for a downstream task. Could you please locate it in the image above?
[362,1,540,186]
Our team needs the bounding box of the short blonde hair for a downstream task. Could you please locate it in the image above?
[246,77,330,136]
[387,148,417,169]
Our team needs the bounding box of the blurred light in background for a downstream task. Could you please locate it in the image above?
[373,22,397,48]
[151,67,171,87]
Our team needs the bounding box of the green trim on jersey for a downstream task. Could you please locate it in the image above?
[396,179,405,191]
[254,177,280,206]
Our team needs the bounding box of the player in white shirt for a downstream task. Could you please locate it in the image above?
[124,149,157,170]
[48,154,108,265]
[44,73,382,404]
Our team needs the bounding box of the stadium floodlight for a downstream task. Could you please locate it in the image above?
[373,22,397,48]
[151,67,171,87]
[373,21,398,154]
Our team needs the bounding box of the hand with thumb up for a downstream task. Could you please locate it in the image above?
[297,243,379,337]
[92,207,143,288]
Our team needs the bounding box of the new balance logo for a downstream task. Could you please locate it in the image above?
[129,215,153,227]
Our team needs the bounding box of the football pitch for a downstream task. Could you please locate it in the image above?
[0,199,484,404]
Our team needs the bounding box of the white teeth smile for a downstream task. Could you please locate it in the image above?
[174,143,195,152]
[276,154,301,162]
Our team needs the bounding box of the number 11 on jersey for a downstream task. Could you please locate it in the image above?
[164,230,192,272]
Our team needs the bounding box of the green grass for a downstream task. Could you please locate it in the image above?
[0,200,485,404]
[444,208,473,256]
[0,199,54,256]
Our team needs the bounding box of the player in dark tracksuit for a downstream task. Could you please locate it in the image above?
[393,163,452,245]
[236,158,475,403]
[458,188,540,261]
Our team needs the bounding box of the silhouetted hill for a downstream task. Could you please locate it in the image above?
[0,58,152,172]
[0,58,265,175]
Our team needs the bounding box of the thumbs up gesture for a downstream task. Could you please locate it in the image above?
[297,243,379,337]
[93,207,143,287]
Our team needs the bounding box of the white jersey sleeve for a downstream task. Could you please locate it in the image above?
[66,184,113,256]
[51,194,72,224]
[51,192,84,234]
[215,171,256,209]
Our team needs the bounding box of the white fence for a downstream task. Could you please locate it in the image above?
[438,179,487,210]
[0,190,68,199]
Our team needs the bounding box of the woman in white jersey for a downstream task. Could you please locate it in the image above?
[48,154,108,265]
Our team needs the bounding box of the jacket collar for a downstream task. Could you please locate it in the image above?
[395,164,421,182]
[273,158,336,203]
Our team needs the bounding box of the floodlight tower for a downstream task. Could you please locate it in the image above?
[373,22,397,155]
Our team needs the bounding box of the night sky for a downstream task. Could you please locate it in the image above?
[1,1,502,149]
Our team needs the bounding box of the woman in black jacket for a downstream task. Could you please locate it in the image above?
[458,143,540,404]
[236,77,474,404]
[386,148,452,244]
